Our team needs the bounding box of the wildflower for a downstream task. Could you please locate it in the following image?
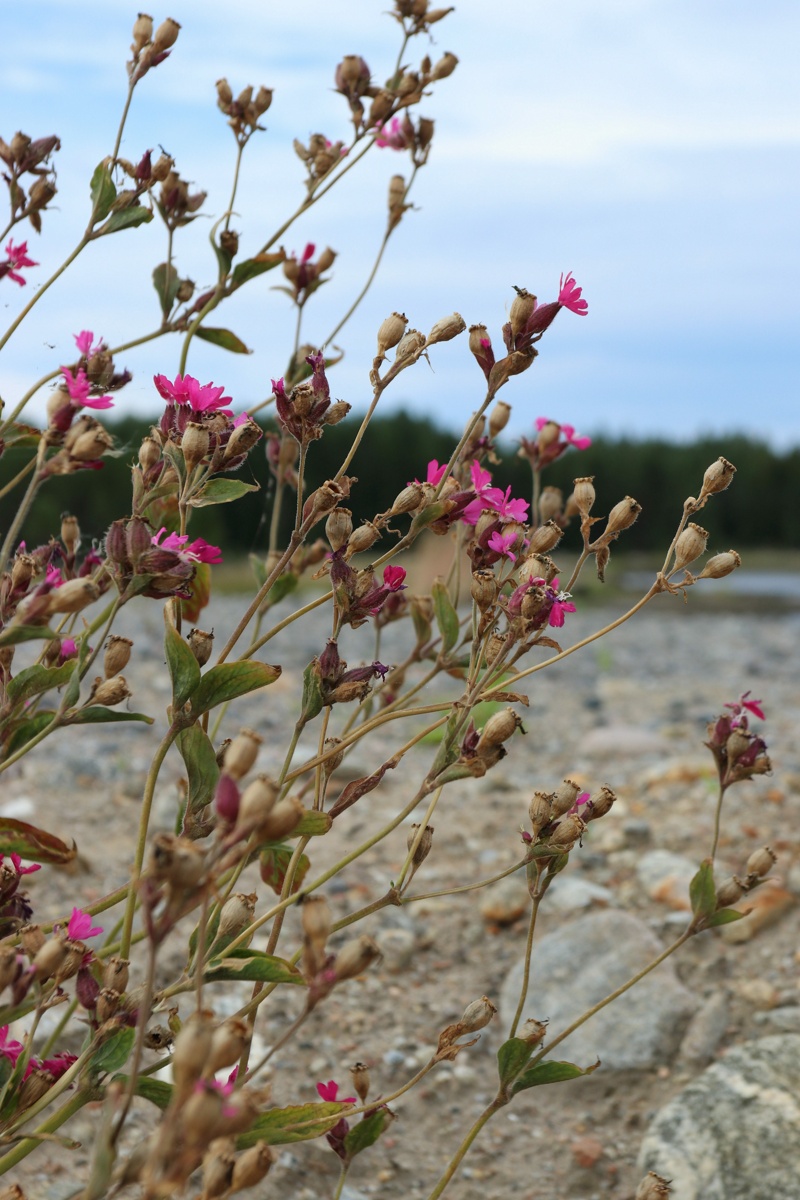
[375,117,408,150]
[74,330,104,359]
[36,1052,77,1079]
[462,461,504,525]
[492,485,529,523]
[519,417,591,471]
[150,528,223,565]
[60,367,114,411]
[0,1026,24,1066]
[487,530,518,563]
[508,576,576,629]
[66,908,103,940]
[316,1080,356,1104]
[558,271,589,315]
[411,459,448,487]
[0,239,38,286]
[1,853,41,878]
[726,691,765,724]
[382,565,407,592]
[153,372,233,414]
[548,581,577,628]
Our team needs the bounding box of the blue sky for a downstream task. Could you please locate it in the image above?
[1,1,798,447]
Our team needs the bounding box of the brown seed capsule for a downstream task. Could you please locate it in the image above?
[217,892,257,941]
[426,312,466,346]
[488,400,512,438]
[60,514,80,555]
[674,522,708,570]
[701,456,736,496]
[605,496,642,536]
[236,775,280,833]
[746,846,776,878]
[471,569,498,611]
[132,12,154,53]
[257,795,305,841]
[698,550,741,579]
[528,791,553,837]
[230,1142,276,1191]
[394,328,426,363]
[0,945,21,993]
[32,938,69,981]
[152,17,181,53]
[46,578,100,615]
[104,635,133,679]
[527,520,563,555]
[138,435,161,472]
[89,675,131,707]
[509,288,537,338]
[19,924,45,958]
[323,401,351,426]
[187,627,214,667]
[345,521,381,557]
[430,50,458,79]
[547,812,586,848]
[301,896,332,951]
[96,987,121,1024]
[537,420,560,450]
[172,1011,215,1097]
[103,956,130,992]
[715,875,745,908]
[223,729,262,781]
[458,996,497,1033]
[349,1061,370,1102]
[333,935,381,982]
[201,1138,236,1199]
[518,1017,548,1046]
[326,508,353,551]
[407,823,434,872]
[551,779,581,818]
[18,1068,56,1112]
[518,553,559,585]
[585,785,616,821]
[572,476,596,516]
[149,833,206,889]
[726,728,751,762]
[539,486,564,523]
[376,312,408,355]
[181,422,210,472]
[207,1018,252,1075]
[10,553,35,590]
[636,1171,673,1200]
[216,77,233,108]
[476,708,522,751]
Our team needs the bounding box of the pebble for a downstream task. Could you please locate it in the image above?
[581,724,672,758]
[636,849,700,911]
[753,1006,800,1032]
[500,910,697,1069]
[679,991,730,1064]
[546,875,615,913]
[719,880,796,943]
[638,1035,800,1198]
[732,978,780,1010]
[377,927,417,972]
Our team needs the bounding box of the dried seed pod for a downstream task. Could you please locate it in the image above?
[326,508,353,551]
[333,935,381,982]
[698,550,741,579]
[528,791,553,837]
[572,476,596,516]
[426,312,466,346]
[538,487,563,523]
[700,456,736,496]
[674,522,708,570]
[236,775,280,833]
[103,636,133,679]
[46,578,100,615]
[551,779,581,818]
[223,729,262,781]
[206,1018,252,1075]
[585,785,616,821]
[470,568,498,611]
[187,627,214,667]
[745,846,776,878]
[636,1172,673,1199]
[458,996,497,1033]
[103,956,129,992]
[181,422,210,472]
[476,708,522,751]
[519,1017,548,1046]
[715,876,745,908]
[604,496,642,536]
[217,892,257,941]
[230,1142,276,1191]
[88,675,131,707]
[376,311,408,355]
[172,1011,215,1097]
[527,520,563,555]
[488,400,511,438]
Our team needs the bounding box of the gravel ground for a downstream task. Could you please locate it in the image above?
[3,586,799,1200]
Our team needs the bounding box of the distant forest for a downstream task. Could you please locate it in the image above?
[2,410,797,556]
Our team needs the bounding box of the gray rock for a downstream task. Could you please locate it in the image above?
[638,1034,800,1199]
[546,874,615,913]
[581,724,671,758]
[753,1006,800,1032]
[679,991,730,1063]
[500,910,696,1069]
[636,849,699,908]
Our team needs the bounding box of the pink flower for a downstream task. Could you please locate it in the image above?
[316,1080,356,1104]
[153,373,233,414]
[462,461,504,524]
[488,530,518,562]
[58,638,79,664]
[67,907,103,940]
[382,565,407,591]
[37,1052,77,1079]
[558,272,588,316]
[151,528,223,565]
[1,239,38,286]
[571,791,591,813]
[3,853,41,877]
[375,117,408,150]
[0,1026,24,1066]
[559,423,592,451]
[60,367,114,411]
[492,486,529,524]
[411,459,448,487]
[725,691,765,725]
[45,564,63,587]
[74,330,104,359]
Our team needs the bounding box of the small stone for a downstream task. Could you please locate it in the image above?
[571,1133,604,1168]
[546,875,615,913]
[732,978,779,1010]
[719,880,795,943]
[754,1006,800,1032]
[480,876,528,926]
[377,927,417,973]
[679,991,730,1064]
[582,724,672,758]
[637,849,699,911]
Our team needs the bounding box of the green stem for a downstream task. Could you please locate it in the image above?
[710,783,727,861]
[0,1090,93,1175]
[0,454,36,502]
[508,888,542,1037]
[119,726,178,958]
[332,1164,349,1200]
[0,439,45,567]
[0,239,88,354]
[426,1098,504,1200]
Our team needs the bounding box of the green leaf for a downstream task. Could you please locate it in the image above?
[431,577,459,654]
[300,660,324,724]
[237,1102,351,1148]
[176,723,220,812]
[112,1075,173,1111]
[5,661,75,708]
[98,205,153,235]
[259,842,310,896]
[511,1058,599,1096]
[265,571,298,606]
[344,1108,393,1158]
[189,478,259,507]
[2,712,56,758]
[164,608,201,708]
[89,1027,135,1075]
[497,1037,535,1088]
[153,261,181,317]
[65,707,154,726]
[230,252,285,289]
[195,326,251,354]
[0,624,58,648]
[0,817,76,864]
[89,161,116,223]
[689,858,717,919]
[190,660,281,717]
[705,907,745,927]
[204,947,304,985]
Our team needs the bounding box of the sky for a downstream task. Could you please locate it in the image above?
[1,0,798,447]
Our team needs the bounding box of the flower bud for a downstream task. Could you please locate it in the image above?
[333,935,381,982]
[698,550,741,579]
[539,487,563,524]
[605,496,642,536]
[674,522,708,570]
[89,675,131,707]
[60,514,80,556]
[377,312,408,355]
[470,569,498,611]
[187,627,214,667]
[426,312,466,346]
[152,17,180,53]
[458,995,497,1033]
[551,779,580,818]
[103,956,129,992]
[572,475,596,516]
[701,456,736,496]
[46,579,100,615]
[236,775,279,833]
[746,846,776,878]
[349,1061,370,1102]
[528,791,552,837]
[326,508,353,551]
[527,520,563,555]
[489,400,511,438]
[103,636,133,679]
[181,422,210,472]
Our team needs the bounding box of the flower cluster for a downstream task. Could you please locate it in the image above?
[519,416,592,471]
